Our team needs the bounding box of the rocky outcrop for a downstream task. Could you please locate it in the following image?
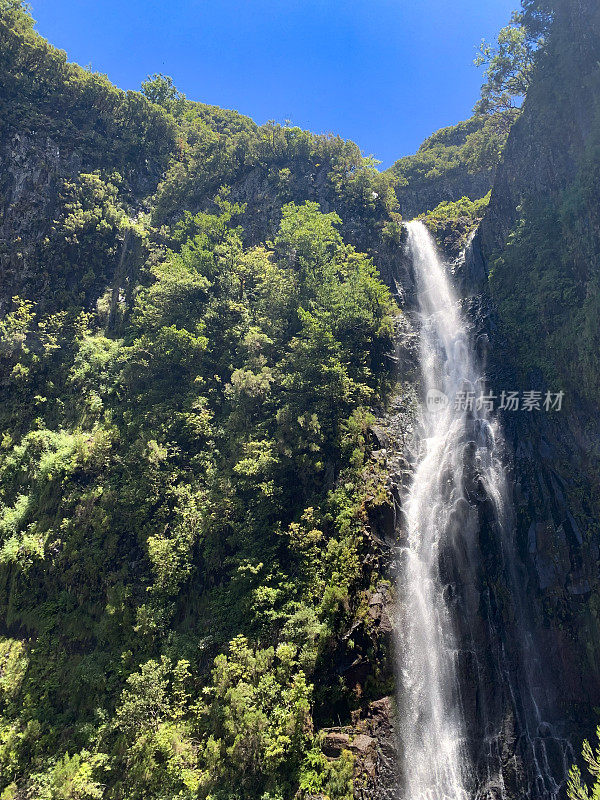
[0,132,78,312]
[0,128,170,314]
[0,13,177,313]
[475,0,600,258]
[397,171,491,223]
[320,697,398,800]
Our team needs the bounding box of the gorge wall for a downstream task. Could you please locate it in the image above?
[456,0,600,783]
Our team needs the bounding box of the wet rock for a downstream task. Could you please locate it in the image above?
[538,721,552,738]
[369,592,384,607]
[463,439,478,466]
[476,332,490,359]
[529,520,571,591]
[535,552,557,591]
[474,418,494,450]
[353,697,398,799]
[564,511,583,547]
[349,732,375,756]
[528,522,538,555]
[318,697,397,798]
[463,468,488,504]
[368,584,394,634]
[366,495,396,544]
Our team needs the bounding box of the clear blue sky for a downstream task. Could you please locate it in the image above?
[30,0,517,167]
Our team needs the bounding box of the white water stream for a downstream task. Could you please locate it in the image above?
[397,221,507,800]
[396,221,572,800]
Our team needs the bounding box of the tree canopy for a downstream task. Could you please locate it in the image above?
[474,10,539,114]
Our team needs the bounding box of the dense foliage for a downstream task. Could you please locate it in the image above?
[568,727,600,800]
[0,1,561,797]
[388,113,514,218]
[151,113,399,248]
[0,8,402,794]
[0,3,402,313]
[0,192,397,797]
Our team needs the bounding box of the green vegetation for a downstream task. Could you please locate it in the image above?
[0,10,409,796]
[488,182,600,399]
[141,73,187,117]
[151,114,399,246]
[389,113,514,218]
[0,8,400,794]
[474,11,539,114]
[0,1,401,311]
[521,0,555,39]
[568,728,600,800]
[419,194,491,255]
[0,188,396,796]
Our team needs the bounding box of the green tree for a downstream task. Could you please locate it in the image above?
[521,0,554,39]
[196,635,313,796]
[31,752,107,800]
[141,73,187,116]
[475,11,538,114]
[0,0,34,30]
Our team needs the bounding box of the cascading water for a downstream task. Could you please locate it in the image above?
[396,221,571,800]
[396,220,479,800]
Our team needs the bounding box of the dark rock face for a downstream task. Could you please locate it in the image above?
[389,116,499,220]
[461,0,600,764]
[475,0,600,258]
[321,697,399,800]
[0,132,79,313]
[397,171,492,222]
[0,130,165,314]
[312,506,401,794]
[446,1,600,780]
[501,400,600,712]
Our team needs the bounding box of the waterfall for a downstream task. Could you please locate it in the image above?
[396,220,478,800]
[395,221,570,800]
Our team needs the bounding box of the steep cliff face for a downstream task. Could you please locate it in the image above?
[0,9,410,798]
[461,0,600,771]
[479,0,600,255]
[0,14,179,313]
